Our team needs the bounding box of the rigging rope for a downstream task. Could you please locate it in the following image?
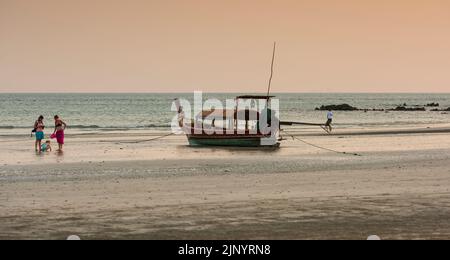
[285,133,362,156]
[100,132,175,144]
[100,130,361,157]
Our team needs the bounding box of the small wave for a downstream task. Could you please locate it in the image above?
[0,125,103,130]
[141,124,171,128]
[69,124,170,129]
[0,124,170,130]
[69,125,101,129]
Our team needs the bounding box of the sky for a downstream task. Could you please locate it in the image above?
[1,0,450,93]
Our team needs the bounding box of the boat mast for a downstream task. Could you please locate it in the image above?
[266,42,277,99]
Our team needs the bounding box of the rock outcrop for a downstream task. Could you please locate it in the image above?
[389,106,426,111]
[315,104,359,111]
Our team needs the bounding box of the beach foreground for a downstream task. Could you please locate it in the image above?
[1,127,450,240]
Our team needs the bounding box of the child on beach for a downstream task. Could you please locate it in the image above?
[41,140,52,152]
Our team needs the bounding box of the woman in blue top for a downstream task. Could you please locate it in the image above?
[34,115,45,152]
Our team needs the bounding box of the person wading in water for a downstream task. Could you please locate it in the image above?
[325,110,333,132]
[53,115,67,152]
[34,115,45,152]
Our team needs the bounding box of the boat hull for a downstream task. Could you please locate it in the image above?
[187,135,279,147]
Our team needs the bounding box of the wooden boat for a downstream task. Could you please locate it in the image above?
[175,95,280,147]
[172,42,326,147]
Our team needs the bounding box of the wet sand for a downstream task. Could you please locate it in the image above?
[1,127,450,239]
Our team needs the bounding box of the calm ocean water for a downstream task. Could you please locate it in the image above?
[0,93,449,135]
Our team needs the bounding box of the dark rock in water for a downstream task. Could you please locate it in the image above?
[316,103,435,112]
[315,104,359,111]
[364,108,385,112]
[430,107,450,112]
[390,106,426,111]
[393,106,407,111]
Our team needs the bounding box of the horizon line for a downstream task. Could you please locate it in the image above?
[1,91,450,94]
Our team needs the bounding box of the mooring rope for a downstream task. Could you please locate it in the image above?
[100,132,175,144]
[100,130,361,156]
[286,133,362,156]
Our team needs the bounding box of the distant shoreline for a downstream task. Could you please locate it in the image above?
[2,92,450,95]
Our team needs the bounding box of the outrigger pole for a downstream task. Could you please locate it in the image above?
[261,42,330,135]
[280,121,331,134]
[280,121,325,126]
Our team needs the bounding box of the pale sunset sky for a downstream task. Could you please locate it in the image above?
[1,0,450,93]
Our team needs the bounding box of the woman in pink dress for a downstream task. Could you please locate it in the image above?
[53,115,67,152]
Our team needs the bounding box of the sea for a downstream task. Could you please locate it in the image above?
[0,93,449,136]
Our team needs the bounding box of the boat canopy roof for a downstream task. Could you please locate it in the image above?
[197,109,261,120]
[236,95,275,100]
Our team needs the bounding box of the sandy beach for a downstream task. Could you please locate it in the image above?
[1,125,450,240]
[3,0,450,243]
